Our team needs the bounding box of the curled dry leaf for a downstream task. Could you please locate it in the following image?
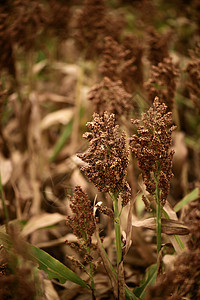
[33,59,47,75]
[163,201,189,253]
[22,213,66,236]
[123,193,137,258]
[40,108,74,130]
[95,226,118,298]
[0,156,12,185]
[52,62,79,76]
[43,279,60,300]
[38,92,74,104]
[132,218,189,235]
[172,132,188,177]
[36,233,77,248]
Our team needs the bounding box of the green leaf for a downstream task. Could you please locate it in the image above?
[96,230,139,299]
[125,287,139,300]
[49,106,85,162]
[29,244,89,288]
[174,188,199,212]
[49,118,73,162]
[134,264,157,299]
[0,232,89,289]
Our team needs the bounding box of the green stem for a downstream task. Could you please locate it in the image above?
[87,246,95,298]
[89,261,95,299]
[0,174,9,233]
[112,193,122,266]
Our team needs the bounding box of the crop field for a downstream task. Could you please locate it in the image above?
[0,1,199,299]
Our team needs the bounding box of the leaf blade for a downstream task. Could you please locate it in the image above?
[134,264,157,299]
[29,244,89,288]
[174,188,199,212]
[0,232,89,289]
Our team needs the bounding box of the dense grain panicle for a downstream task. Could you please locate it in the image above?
[121,34,144,92]
[0,9,16,77]
[145,57,179,111]
[145,249,200,300]
[183,198,200,251]
[77,112,131,206]
[88,76,132,119]
[99,36,126,81]
[10,0,46,51]
[100,35,144,93]
[0,267,37,300]
[130,97,176,206]
[74,0,107,59]
[46,0,71,40]
[66,185,95,246]
[96,203,114,219]
[185,43,200,114]
[147,27,169,66]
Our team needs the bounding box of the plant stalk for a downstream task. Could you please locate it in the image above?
[155,178,162,277]
[155,177,162,254]
[89,262,95,300]
[88,247,95,299]
[0,174,9,233]
[84,229,95,299]
[113,193,122,266]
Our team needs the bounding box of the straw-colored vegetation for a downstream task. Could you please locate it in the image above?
[0,0,199,299]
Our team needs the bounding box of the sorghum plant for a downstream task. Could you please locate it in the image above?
[77,112,131,206]
[77,111,131,297]
[99,36,126,81]
[0,266,37,300]
[145,198,200,300]
[47,0,71,41]
[74,0,107,59]
[122,34,144,92]
[130,97,176,258]
[145,57,179,111]
[88,76,132,119]
[185,43,200,114]
[99,35,143,94]
[0,8,16,78]
[10,0,46,52]
[147,27,170,66]
[66,185,96,297]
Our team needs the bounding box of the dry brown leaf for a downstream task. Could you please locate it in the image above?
[40,108,74,130]
[17,176,32,200]
[163,202,189,252]
[33,60,47,75]
[52,62,79,76]
[22,213,66,236]
[124,193,137,257]
[172,132,188,176]
[70,168,88,191]
[138,174,155,207]
[36,233,77,248]
[132,218,189,235]
[0,156,12,185]
[118,261,125,300]
[164,201,178,220]
[38,92,73,104]
[43,279,60,300]
[95,227,118,298]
